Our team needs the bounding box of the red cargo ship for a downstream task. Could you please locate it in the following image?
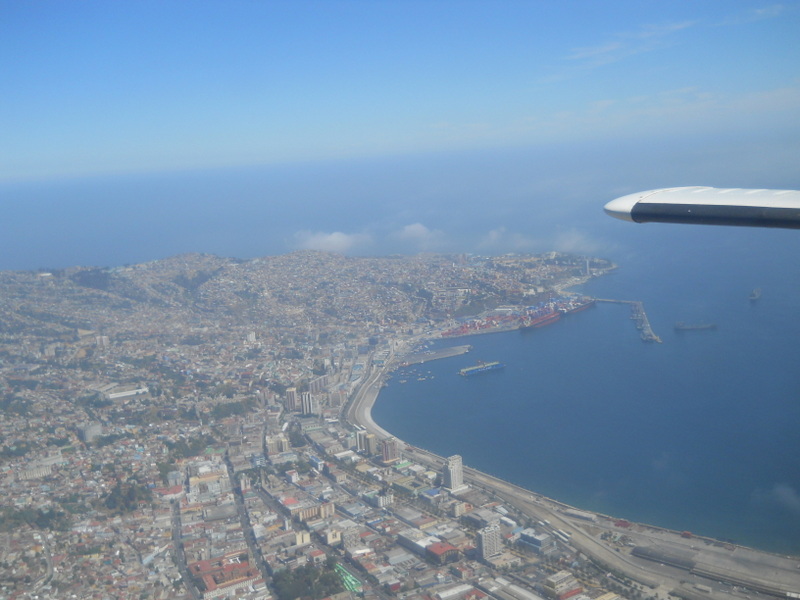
[520,311,561,329]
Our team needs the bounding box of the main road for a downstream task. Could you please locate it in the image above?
[171,500,202,600]
[344,351,397,440]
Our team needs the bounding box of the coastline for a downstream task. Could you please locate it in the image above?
[346,270,605,449]
[344,325,800,595]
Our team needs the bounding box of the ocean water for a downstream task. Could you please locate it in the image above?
[373,225,800,555]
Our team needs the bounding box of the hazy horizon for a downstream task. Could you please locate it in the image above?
[2,131,799,272]
[2,1,799,270]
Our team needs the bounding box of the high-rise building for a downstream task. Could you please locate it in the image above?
[79,422,103,443]
[356,430,369,453]
[285,387,298,411]
[342,528,360,549]
[301,391,316,415]
[449,501,466,518]
[309,374,329,394]
[266,433,290,455]
[443,455,467,493]
[365,433,379,456]
[478,523,502,559]
[381,437,399,464]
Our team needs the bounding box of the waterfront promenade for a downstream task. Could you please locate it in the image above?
[345,344,800,599]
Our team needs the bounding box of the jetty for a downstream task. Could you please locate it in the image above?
[596,299,662,343]
[400,344,471,366]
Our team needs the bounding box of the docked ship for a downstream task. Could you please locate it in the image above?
[442,295,597,338]
[559,297,596,314]
[459,361,505,376]
[674,322,717,331]
[519,296,594,330]
[520,311,561,330]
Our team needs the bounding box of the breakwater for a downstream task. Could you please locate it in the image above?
[595,299,661,342]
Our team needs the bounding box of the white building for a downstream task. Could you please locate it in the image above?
[301,391,316,415]
[478,523,502,559]
[443,455,468,493]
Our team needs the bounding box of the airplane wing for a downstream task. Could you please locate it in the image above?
[604,187,800,229]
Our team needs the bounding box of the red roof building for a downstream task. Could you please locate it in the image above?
[426,542,460,564]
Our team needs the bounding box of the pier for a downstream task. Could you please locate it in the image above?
[400,344,472,365]
[596,299,662,343]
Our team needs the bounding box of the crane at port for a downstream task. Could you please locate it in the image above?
[604,187,800,229]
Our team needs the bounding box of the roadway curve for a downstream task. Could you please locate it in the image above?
[345,351,800,599]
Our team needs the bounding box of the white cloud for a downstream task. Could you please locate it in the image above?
[517,83,800,146]
[754,483,800,513]
[632,21,696,39]
[769,483,800,512]
[729,85,800,118]
[563,21,696,69]
[719,4,786,26]
[479,227,539,252]
[552,229,604,254]
[480,227,507,248]
[292,230,371,254]
[616,85,800,135]
[566,41,624,64]
[391,222,446,250]
[396,222,432,240]
[772,484,800,512]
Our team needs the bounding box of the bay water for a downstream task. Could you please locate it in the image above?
[373,225,800,555]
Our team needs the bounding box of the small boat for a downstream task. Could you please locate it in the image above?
[749,288,762,301]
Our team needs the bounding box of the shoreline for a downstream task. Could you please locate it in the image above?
[344,326,800,595]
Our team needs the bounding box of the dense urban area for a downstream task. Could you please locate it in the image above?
[0,251,797,600]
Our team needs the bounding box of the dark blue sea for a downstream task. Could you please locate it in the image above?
[373,225,800,555]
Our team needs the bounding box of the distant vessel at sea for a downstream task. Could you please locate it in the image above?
[749,288,762,301]
[459,361,505,376]
[674,322,717,331]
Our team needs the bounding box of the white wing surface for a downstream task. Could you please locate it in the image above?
[604,187,800,229]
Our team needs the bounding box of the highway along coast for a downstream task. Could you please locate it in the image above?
[343,333,800,599]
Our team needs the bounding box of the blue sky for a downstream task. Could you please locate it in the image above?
[2,0,798,181]
[1,1,799,267]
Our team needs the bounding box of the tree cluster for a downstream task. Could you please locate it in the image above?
[165,434,217,459]
[272,563,344,600]
[0,506,71,532]
[102,479,153,514]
